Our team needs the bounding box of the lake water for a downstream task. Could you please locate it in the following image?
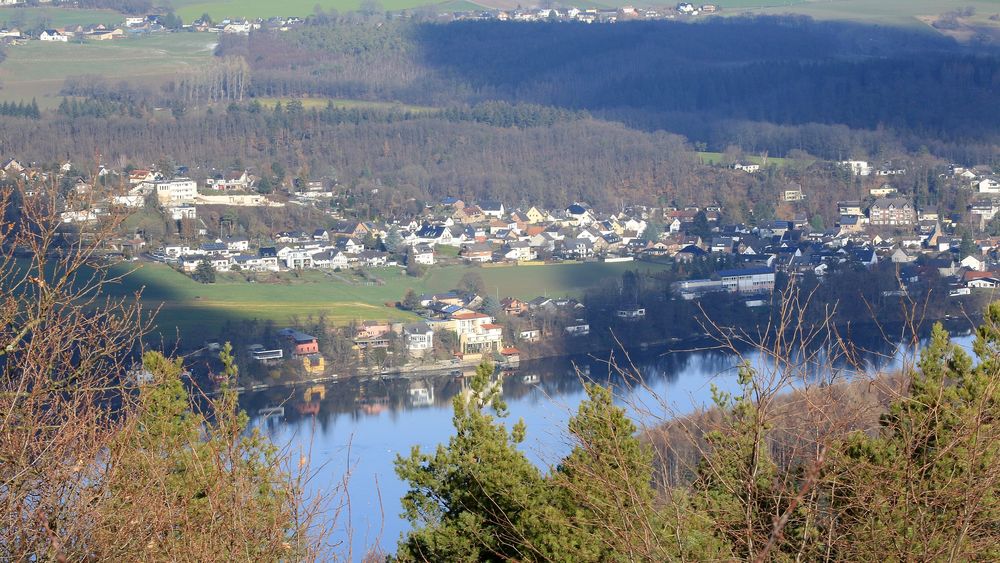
[237,328,973,557]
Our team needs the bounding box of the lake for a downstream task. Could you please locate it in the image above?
[237,327,973,558]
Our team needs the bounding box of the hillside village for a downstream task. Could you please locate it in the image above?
[0,3,729,44]
[6,153,1000,382]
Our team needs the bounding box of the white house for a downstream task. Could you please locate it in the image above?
[480,201,505,218]
[403,323,434,357]
[977,178,1000,194]
[112,195,145,208]
[411,245,435,265]
[39,30,69,42]
[841,160,872,176]
[162,244,191,258]
[166,204,197,220]
[961,255,985,272]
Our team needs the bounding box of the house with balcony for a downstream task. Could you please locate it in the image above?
[869,197,915,227]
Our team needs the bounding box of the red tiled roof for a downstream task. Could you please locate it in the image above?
[451,312,490,320]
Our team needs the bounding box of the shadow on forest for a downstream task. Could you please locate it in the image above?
[407,17,1000,145]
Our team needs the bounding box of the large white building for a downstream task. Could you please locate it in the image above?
[718,267,776,295]
[136,178,197,205]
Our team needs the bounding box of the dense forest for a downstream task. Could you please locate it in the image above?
[0,15,995,212]
[219,17,1000,160]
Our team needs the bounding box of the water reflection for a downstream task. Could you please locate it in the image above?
[237,325,973,557]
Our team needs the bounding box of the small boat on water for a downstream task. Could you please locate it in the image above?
[521,374,540,384]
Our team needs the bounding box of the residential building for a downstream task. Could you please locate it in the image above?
[840,160,872,176]
[410,245,435,265]
[869,197,915,226]
[460,243,494,263]
[782,188,805,202]
[39,29,68,42]
[838,201,863,216]
[480,201,505,218]
[278,329,319,356]
[977,178,1000,193]
[403,323,434,357]
[143,178,197,205]
[166,204,197,220]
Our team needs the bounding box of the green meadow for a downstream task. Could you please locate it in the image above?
[748,0,1000,28]
[696,151,813,169]
[108,260,668,342]
[172,0,468,22]
[0,6,122,29]
[0,33,216,107]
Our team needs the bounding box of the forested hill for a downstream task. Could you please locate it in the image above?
[221,16,1000,155]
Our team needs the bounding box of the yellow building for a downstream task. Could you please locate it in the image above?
[302,354,325,375]
[525,206,546,224]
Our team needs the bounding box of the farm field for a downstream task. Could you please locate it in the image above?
[172,0,469,23]
[0,33,215,107]
[751,0,1000,28]
[110,260,668,342]
[0,6,121,29]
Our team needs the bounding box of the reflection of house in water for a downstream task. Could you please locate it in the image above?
[356,386,391,415]
[408,379,435,407]
[459,368,504,404]
[296,401,320,416]
[295,384,327,416]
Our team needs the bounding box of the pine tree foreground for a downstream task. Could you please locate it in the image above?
[394,306,1000,561]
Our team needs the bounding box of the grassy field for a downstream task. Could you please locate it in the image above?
[0,6,122,29]
[696,151,814,168]
[173,0,471,22]
[0,33,216,107]
[749,0,1000,28]
[252,96,437,113]
[110,260,668,342]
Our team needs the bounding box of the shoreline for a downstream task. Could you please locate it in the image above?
[217,311,981,396]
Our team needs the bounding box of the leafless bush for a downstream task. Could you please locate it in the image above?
[0,179,335,559]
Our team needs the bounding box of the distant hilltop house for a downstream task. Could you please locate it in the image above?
[732,162,760,173]
[782,187,805,202]
[39,29,68,42]
[207,169,252,191]
[840,160,873,176]
[870,184,898,197]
